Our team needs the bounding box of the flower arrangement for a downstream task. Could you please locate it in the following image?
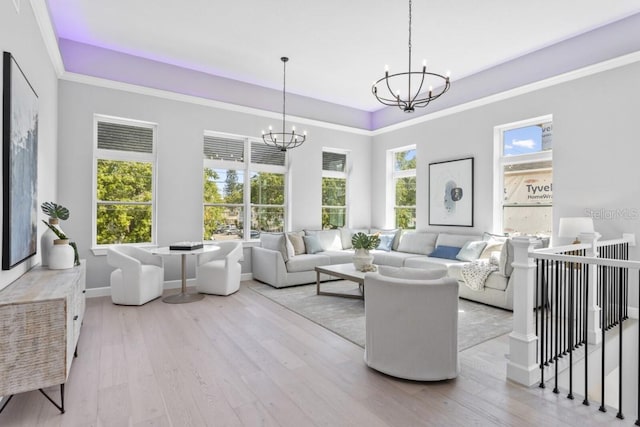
[351,232,380,251]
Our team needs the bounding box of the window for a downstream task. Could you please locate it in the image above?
[322,150,348,229]
[391,147,416,229]
[495,116,553,236]
[203,133,286,241]
[94,115,157,246]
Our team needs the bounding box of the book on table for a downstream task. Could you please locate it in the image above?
[169,241,204,250]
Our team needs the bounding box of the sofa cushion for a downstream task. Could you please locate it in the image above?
[378,265,447,280]
[397,232,438,255]
[305,229,343,251]
[303,235,323,254]
[286,232,306,255]
[430,245,461,260]
[322,250,353,265]
[372,250,416,267]
[456,240,487,262]
[435,233,482,249]
[339,227,368,249]
[260,233,289,262]
[285,254,330,272]
[404,256,466,269]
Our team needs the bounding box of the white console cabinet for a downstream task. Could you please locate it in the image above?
[0,260,86,413]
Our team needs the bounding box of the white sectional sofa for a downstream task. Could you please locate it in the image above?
[252,228,516,310]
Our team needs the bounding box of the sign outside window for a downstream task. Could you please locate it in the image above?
[504,169,552,205]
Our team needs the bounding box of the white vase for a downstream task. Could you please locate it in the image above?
[49,239,75,270]
[353,248,374,271]
[41,218,64,267]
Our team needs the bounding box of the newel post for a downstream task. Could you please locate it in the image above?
[583,232,602,344]
[507,236,540,386]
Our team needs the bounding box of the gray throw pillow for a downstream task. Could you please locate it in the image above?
[303,235,323,254]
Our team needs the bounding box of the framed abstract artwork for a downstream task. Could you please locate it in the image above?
[429,157,473,227]
[2,51,38,270]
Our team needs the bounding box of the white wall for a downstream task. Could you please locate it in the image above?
[57,80,371,289]
[372,60,640,305]
[0,0,58,291]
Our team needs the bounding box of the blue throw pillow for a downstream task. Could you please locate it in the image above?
[376,234,394,252]
[430,245,461,260]
[303,235,323,254]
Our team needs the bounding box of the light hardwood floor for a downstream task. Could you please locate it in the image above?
[0,281,621,426]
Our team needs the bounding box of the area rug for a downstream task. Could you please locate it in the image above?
[249,280,513,351]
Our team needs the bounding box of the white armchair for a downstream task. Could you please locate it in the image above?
[363,269,459,381]
[196,241,243,295]
[107,245,164,306]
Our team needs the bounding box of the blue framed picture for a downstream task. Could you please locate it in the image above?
[2,51,38,270]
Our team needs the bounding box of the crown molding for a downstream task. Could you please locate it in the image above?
[30,0,64,76]
[59,71,373,136]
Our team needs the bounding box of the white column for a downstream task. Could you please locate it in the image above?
[507,236,540,386]
[582,232,601,344]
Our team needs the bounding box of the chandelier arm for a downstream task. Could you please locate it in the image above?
[408,71,427,108]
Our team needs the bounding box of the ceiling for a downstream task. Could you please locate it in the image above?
[46,0,640,112]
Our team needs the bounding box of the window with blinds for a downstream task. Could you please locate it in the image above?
[94,116,157,246]
[322,150,348,229]
[203,133,287,241]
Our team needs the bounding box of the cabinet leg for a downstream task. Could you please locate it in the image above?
[38,384,65,414]
[74,345,78,358]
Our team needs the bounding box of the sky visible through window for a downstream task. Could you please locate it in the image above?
[503,125,542,156]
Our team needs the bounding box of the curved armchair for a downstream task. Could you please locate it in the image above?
[363,271,459,381]
[107,245,164,306]
[196,241,243,295]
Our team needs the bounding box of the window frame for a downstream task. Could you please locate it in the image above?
[321,148,350,229]
[203,131,288,241]
[493,114,553,236]
[388,145,417,229]
[92,114,158,253]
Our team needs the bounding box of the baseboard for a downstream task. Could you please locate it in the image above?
[86,275,253,298]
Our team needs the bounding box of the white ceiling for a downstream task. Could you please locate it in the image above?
[46,0,640,112]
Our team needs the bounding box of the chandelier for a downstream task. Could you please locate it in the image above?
[372,0,451,113]
[262,57,306,151]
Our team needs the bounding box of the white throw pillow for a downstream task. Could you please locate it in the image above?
[377,265,448,280]
[456,240,488,262]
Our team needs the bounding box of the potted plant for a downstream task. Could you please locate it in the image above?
[41,202,79,268]
[351,232,380,271]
